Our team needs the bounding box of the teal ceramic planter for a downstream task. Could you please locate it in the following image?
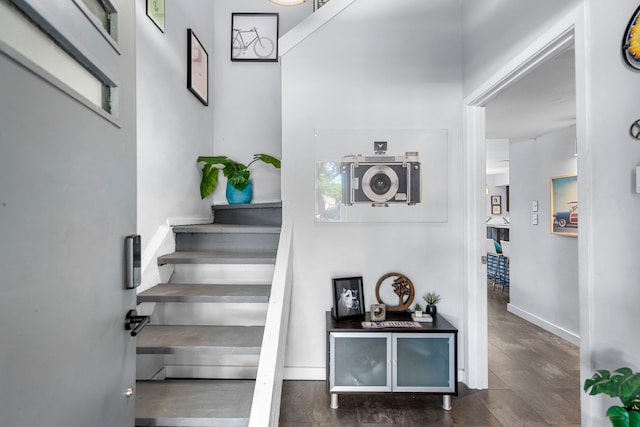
[226,181,253,204]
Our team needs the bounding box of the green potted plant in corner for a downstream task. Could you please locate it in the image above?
[197,154,281,204]
[584,367,640,427]
[422,292,441,317]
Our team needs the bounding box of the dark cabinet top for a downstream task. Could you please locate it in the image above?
[326,311,458,334]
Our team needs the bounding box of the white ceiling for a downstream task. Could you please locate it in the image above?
[485,48,576,175]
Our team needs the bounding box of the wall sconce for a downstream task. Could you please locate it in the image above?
[269,0,307,5]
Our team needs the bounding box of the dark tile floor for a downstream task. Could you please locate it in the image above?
[279,284,581,426]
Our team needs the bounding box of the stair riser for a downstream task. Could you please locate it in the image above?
[135,380,254,427]
[163,302,268,326]
[165,364,258,380]
[170,264,274,284]
[176,232,279,252]
[213,203,282,226]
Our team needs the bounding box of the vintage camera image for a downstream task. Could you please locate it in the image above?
[341,152,421,206]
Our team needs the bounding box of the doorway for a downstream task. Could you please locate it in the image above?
[462,16,580,390]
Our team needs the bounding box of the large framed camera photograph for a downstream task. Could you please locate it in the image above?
[331,276,365,321]
[314,129,448,223]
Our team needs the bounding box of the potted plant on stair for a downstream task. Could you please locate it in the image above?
[197,154,281,204]
[584,367,640,427]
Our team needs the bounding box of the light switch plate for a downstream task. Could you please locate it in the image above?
[532,200,538,212]
[533,213,538,225]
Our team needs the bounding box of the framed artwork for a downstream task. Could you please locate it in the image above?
[314,0,331,10]
[231,13,278,62]
[146,0,165,32]
[551,174,578,237]
[491,195,501,206]
[622,4,640,70]
[331,276,365,321]
[492,205,502,215]
[187,29,208,106]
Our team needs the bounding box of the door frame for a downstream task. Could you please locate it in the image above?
[462,6,583,390]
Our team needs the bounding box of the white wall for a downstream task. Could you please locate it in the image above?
[579,1,640,424]
[462,0,582,95]
[281,0,464,379]
[508,126,579,343]
[211,0,311,205]
[136,0,216,251]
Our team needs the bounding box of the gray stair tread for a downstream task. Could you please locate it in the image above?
[136,379,254,427]
[158,250,276,265]
[138,283,270,303]
[173,224,280,234]
[137,325,264,354]
[212,201,281,210]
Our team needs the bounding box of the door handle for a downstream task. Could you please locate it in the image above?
[125,309,150,336]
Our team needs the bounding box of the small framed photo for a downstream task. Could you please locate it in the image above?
[491,195,501,206]
[231,13,279,62]
[146,0,165,33]
[187,29,208,106]
[332,276,365,321]
[492,205,502,215]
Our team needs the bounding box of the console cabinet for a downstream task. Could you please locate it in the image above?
[326,312,458,409]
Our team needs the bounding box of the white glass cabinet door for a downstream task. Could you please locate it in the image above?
[393,333,455,392]
[329,332,392,392]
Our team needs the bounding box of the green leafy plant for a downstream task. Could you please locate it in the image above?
[414,303,422,312]
[197,154,281,199]
[423,292,441,306]
[584,367,640,427]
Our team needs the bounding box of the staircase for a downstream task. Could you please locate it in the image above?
[135,202,290,427]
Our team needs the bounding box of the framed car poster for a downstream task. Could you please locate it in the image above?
[551,174,578,237]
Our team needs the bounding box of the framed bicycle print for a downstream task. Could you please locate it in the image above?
[187,29,208,106]
[231,13,279,62]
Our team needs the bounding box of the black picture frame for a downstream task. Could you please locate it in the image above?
[187,29,208,106]
[332,276,365,320]
[231,13,279,62]
[146,0,165,33]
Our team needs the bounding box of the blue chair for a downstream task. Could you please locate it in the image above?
[499,240,511,293]
[486,238,503,289]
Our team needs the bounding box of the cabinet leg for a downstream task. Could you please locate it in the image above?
[442,395,451,411]
[330,393,339,409]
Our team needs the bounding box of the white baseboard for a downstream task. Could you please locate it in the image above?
[507,303,579,345]
[283,366,326,380]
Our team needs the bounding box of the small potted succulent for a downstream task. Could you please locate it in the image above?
[584,367,640,427]
[414,303,423,318]
[422,292,441,317]
[197,154,281,204]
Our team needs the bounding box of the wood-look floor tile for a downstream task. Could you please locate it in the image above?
[280,380,358,424]
[449,391,501,426]
[509,385,581,425]
[487,370,509,390]
[476,389,550,426]
[355,394,404,424]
